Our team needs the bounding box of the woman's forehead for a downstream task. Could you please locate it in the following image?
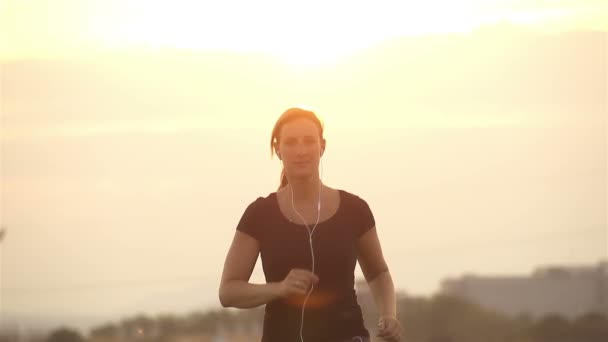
[280,118,321,137]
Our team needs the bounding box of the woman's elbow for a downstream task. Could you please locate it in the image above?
[218,284,232,308]
[365,267,390,283]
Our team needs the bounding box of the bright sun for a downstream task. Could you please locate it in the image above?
[98,1,505,67]
[81,0,563,67]
[2,1,597,62]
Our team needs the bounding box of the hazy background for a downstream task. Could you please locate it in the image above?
[1,0,606,333]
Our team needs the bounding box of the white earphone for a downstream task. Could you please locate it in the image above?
[287,149,324,342]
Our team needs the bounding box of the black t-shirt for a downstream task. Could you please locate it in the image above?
[236,189,375,342]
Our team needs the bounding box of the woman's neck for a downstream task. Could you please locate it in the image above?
[286,177,323,201]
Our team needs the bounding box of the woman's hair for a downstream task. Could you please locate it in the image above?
[270,107,324,189]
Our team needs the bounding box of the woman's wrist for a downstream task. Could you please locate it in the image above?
[267,282,284,298]
[380,313,397,320]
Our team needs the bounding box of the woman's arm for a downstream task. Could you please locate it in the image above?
[219,231,281,308]
[356,226,396,318]
[357,226,402,341]
[219,231,321,308]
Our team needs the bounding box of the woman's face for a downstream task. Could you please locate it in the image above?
[277,118,325,180]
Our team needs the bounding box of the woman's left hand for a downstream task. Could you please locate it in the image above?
[376,315,402,341]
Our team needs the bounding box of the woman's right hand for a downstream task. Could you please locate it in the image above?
[278,269,319,297]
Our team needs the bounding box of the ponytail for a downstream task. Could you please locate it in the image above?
[279,168,288,190]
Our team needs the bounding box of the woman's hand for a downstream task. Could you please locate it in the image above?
[376,315,402,341]
[278,269,319,297]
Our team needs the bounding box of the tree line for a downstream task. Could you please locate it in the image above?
[4,294,607,342]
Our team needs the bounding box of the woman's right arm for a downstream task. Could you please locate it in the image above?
[218,231,282,308]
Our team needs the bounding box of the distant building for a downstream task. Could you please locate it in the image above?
[440,260,608,318]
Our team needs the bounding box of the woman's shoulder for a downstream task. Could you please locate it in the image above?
[336,189,376,235]
[336,188,370,206]
[243,191,278,212]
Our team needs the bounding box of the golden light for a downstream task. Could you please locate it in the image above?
[91,1,522,67]
[2,0,600,63]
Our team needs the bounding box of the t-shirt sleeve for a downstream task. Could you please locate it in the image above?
[354,196,376,238]
[235,199,262,241]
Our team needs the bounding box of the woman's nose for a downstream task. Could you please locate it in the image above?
[295,143,307,155]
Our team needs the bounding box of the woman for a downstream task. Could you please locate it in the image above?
[219,108,402,342]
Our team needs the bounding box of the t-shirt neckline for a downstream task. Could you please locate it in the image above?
[273,189,343,228]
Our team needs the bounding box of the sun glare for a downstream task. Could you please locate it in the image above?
[3,0,597,63]
[95,1,515,67]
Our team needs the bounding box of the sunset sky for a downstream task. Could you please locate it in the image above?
[2,0,607,62]
[1,0,606,334]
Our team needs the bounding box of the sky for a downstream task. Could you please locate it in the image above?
[1,0,608,61]
[0,0,607,334]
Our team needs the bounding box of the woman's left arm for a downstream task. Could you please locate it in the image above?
[357,226,402,341]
